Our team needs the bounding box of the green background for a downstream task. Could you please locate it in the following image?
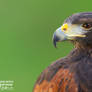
[0,0,92,92]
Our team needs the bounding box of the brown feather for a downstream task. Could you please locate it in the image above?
[33,56,80,92]
[33,68,78,92]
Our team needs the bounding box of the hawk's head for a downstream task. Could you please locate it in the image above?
[53,12,92,48]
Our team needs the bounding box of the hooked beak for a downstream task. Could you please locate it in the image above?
[53,27,68,47]
[53,23,86,47]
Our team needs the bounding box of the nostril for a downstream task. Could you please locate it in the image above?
[63,28,67,31]
[61,24,68,31]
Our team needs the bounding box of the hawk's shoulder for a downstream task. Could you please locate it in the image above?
[33,58,80,92]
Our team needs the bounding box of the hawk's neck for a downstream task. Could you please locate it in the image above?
[67,44,92,62]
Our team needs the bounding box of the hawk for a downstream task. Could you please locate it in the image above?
[33,12,92,92]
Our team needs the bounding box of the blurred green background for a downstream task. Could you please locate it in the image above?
[0,0,92,92]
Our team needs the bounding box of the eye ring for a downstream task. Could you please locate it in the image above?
[82,23,92,30]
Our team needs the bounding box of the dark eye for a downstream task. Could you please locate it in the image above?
[82,23,92,29]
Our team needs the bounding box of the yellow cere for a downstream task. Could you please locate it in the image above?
[61,24,68,32]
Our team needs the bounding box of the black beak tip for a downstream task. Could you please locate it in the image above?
[53,39,57,48]
[53,32,60,48]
